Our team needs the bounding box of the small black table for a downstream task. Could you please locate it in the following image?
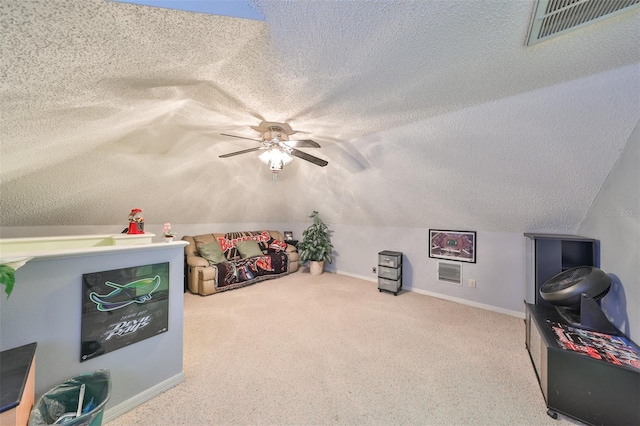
[285,239,298,248]
[0,342,37,425]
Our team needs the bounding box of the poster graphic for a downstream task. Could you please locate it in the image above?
[81,262,169,362]
[548,320,640,371]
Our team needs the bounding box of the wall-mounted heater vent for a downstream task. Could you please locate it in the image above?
[526,0,640,46]
[438,262,462,285]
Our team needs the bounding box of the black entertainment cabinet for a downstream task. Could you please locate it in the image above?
[523,233,640,424]
[525,303,640,425]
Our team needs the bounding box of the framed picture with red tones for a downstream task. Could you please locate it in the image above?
[429,230,476,263]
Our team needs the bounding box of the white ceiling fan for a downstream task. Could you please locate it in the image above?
[219,121,328,180]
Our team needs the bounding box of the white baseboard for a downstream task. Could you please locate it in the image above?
[406,287,525,319]
[334,270,525,319]
[334,269,377,283]
[103,371,185,423]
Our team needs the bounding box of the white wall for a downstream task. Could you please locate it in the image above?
[159,222,527,317]
[324,225,526,317]
[578,119,640,343]
[0,244,185,419]
[0,223,299,241]
[1,222,527,318]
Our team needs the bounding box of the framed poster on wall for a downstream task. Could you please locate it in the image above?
[81,262,169,362]
[429,229,476,263]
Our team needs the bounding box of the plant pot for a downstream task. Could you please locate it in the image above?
[309,260,324,276]
[164,237,173,243]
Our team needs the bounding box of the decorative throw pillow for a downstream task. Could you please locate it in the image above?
[236,240,264,259]
[267,239,287,253]
[197,241,227,265]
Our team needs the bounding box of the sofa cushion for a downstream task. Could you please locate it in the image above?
[236,240,264,259]
[197,241,227,264]
[220,231,272,260]
[215,252,289,290]
[267,238,287,253]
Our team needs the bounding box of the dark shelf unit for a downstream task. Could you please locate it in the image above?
[524,233,596,308]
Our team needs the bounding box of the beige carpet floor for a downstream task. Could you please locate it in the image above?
[107,270,581,425]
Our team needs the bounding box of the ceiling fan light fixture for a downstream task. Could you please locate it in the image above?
[220,121,329,179]
[263,130,287,142]
[259,148,293,171]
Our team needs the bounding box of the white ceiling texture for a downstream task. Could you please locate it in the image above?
[1,0,639,232]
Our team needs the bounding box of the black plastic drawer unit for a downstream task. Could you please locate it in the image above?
[378,250,402,295]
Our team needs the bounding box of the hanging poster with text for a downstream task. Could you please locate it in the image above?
[81,262,169,362]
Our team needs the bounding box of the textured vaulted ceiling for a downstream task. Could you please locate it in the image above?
[1,0,639,232]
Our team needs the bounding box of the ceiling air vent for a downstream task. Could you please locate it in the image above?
[438,262,462,285]
[526,0,640,46]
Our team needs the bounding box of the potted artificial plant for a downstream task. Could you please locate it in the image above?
[0,257,32,298]
[298,211,333,276]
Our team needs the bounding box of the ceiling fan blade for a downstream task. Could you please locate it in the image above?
[221,133,262,143]
[290,148,328,167]
[282,139,321,148]
[219,147,262,158]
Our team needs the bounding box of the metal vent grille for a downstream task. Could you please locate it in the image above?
[438,262,462,285]
[527,0,640,46]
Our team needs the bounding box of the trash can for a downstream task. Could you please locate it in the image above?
[28,369,111,426]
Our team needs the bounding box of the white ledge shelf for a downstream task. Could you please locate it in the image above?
[0,233,187,263]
